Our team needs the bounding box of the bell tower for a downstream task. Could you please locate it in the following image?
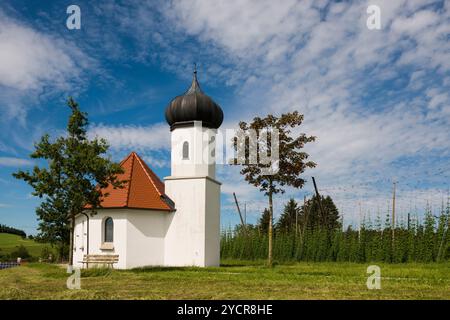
[163,69,223,267]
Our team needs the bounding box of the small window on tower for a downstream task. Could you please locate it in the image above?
[182,141,189,160]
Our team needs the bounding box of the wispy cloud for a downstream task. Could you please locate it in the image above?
[2,1,448,229]
[88,122,170,152]
[0,8,96,125]
[142,154,170,169]
[156,0,450,224]
[0,157,33,167]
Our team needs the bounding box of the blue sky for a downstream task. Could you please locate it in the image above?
[0,0,449,235]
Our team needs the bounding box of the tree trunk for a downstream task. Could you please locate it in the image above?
[268,189,273,267]
[68,213,75,272]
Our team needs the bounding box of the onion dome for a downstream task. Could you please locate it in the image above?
[165,70,223,131]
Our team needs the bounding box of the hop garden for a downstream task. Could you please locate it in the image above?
[221,197,450,264]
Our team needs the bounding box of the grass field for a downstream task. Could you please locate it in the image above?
[0,261,448,299]
[0,233,48,257]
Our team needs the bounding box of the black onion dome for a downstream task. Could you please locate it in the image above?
[165,71,223,130]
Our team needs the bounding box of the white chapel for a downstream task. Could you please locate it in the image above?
[73,71,224,269]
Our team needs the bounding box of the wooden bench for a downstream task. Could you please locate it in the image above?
[80,254,119,269]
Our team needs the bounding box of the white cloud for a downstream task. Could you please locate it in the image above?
[7,1,443,227]
[0,20,74,91]
[158,0,450,225]
[88,122,170,152]
[0,157,33,167]
[0,9,95,124]
[142,154,169,169]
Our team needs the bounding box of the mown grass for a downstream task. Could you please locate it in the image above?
[0,233,48,257]
[0,260,448,300]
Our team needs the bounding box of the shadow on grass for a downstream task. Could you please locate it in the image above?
[220,259,271,267]
[131,266,203,273]
[220,263,263,267]
[81,267,113,278]
[130,262,265,273]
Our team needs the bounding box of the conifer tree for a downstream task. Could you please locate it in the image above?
[258,208,271,235]
[276,198,299,233]
[300,195,341,231]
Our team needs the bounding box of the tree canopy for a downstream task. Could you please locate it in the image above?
[231,111,316,266]
[13,98,124,266]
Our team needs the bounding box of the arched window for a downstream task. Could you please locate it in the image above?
[209,136,216,158]
[182,141,189,160]
[104,217,113,243]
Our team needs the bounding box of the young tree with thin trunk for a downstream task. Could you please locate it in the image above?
[13,98,124,271]
[231,112,316,266]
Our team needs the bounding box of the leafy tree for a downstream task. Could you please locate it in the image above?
[231,112,316,266]
[276,198,300,233]
[10,245,30,259]
[35,196,70,261]
[13,98,124,270]
[40,246,54,261]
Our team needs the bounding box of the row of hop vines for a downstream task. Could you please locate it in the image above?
[221,207,449,263]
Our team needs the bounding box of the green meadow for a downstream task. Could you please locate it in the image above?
[1,232,448,300]
[0,261,448,300]
[0,233,48,257]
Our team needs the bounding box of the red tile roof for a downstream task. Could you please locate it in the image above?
[89,152,174,211]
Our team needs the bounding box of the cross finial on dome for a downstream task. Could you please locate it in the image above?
[188,63,201,94]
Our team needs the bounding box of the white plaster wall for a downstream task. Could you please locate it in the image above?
[171,122,216,178]
[74,209,168,269]
[74,210,128,269]
[204,178,221,266]
[164,177,206,266]
[165,121,221,267]
[125,209,167,268]
[164,176,221,267]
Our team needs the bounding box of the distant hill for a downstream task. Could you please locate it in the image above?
[0,224,26,238]
[0,233,47,258]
